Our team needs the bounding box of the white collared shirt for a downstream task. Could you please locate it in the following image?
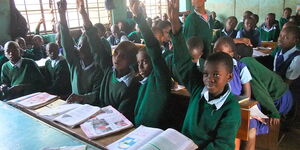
[232,58,252,84]
[201,85,231,110]
[80,60,95,71]
[50,56,64,68]
[274,46,300,80]
[10,58,23,68]
[112,66,136,87]
[194,9,212,29]
[261,24,277,32]
[139,77,148,85]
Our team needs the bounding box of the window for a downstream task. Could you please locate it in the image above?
[126,0,167,19]
[15,0,111,33]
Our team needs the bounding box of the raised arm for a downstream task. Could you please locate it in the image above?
[77,0,112,69]
[168,0,203,93]
[57,0,78,65]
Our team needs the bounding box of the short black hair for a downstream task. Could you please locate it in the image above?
[284,7,292,13]
[152,26,163,35]
[94,23,106,34]
[282,26,300,41]
[251,14,259,23]
[187,36,204,52]
[235,43,253,58]
[206,52,233,73]
[226,16,238,24]
[214,36,237,55]
[157,20,171,30]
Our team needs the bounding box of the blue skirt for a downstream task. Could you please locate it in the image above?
[250,89,293,135]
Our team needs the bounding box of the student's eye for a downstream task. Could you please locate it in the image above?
[213,73,220,77]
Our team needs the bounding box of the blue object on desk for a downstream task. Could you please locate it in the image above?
[0,101,103,150]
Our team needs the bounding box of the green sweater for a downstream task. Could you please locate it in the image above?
[237,22,244,31]
[240,57,288,118]
[128,31,142,43]
[258,25,280,42]
[133,15,171,128]
[60,24,103,105]
[85,26,139,121]
[172,31,241,149]
[44,57,71,97]
[279,17,288,30]
[184,11,213,59]
[1,58,45,99]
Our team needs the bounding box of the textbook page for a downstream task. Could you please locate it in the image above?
[249,104,269,119]
[80,106,133,139]
[35,99,67,114]
[16,92,58,109]
[54,104,100,128]
[106,125,163,150]
[38,103,82,120]
[8,92,41,103]
[138,128,198,150]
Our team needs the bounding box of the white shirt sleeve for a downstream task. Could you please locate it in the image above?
[240,66,252,84]
[120,35,129,42]
[286,55,300,80]
[236,31,242,38]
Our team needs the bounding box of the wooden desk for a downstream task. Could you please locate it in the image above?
[0,101,100,150]
[11,103,134,150]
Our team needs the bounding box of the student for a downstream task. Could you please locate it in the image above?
[168,1,241,148]
[250,14,259,29]
[15,37,27,50]
[279,8,292,30]
[107,24,129,46]
[77,0,139,121]
[129,1,171,128]
[214,16,238,41]
[57,0,103,105]
[235,43,293,150]
[211,11,223,29]
[0,41,45,100]
[258,13,280,42]
[184,0,214,59]
[94,23,111,53]
[44,42,71,99]
[214,37,252,98]
[237,17,261,47]
[157,20,172,50]
[187,36,205,72]
[237,10,253,30]
[128,24,142,43]
[24,35,47,60]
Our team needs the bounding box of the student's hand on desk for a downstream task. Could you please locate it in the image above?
[269,118,280,126]
[66,94,84,104]
[167,0,180,34]
[233,38,253,47]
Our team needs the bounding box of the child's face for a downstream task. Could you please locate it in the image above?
[16,38,26,50]
[192,0,206,9]
[112,49,131,71]
[33,36,44,47]
[162,26,171,42]
[225,18,237,31]
[214,43,234,58]
[284,10,292,18]
[265,15,275,28]
[46,44,59,60]
[154,32,164,44]
[5,43,21,64]
[190,48,203,63]
[278,30,297,51]
[244,19,254,32]
[203,61,232,97]
[137,51,152,78]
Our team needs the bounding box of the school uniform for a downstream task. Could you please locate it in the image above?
[107,33,129,46]
[184,10,214,59]
[258,23,280,42]
[212,19,223,29]
[229,58,252,96]
[241,57,293,134]
[214,29,238,42]
[279,17,288,30]
[23,46,47,61]
[44,56,71,97]
[172,30,241,149]
[236,21,244,30]
[133,15,171,128]
[236,29,261,47]
[101,37,112,54]
[128,31,142,43]
[1,58,45,100]
[60,24,103,105]
[85,26,139,121]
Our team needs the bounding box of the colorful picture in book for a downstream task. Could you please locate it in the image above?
[114,120,128,127]
[118,137,137,149]
[92,118,112,133]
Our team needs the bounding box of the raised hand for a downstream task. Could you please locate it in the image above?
[76,0,92,27]
[129,0,140,17]
[167,0,180,34]
[57,0,67,15]
[76,0,86,14]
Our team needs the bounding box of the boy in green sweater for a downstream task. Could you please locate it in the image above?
[258,13,280,42]
[279,8,292,30]
[77,0,139,121]
[57,0,103,105]
[44,42,71,99]
[168,0,241,149]
[129,1,171,128]
[0,41,45,100]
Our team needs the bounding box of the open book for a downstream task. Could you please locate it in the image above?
[80,105,133,139]
[7,92,59,109]
[107,125,198,150]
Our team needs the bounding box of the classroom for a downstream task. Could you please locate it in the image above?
[0,0,300,150]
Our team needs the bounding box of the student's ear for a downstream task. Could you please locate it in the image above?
[227,72,233,82]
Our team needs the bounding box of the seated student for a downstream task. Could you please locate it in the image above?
[157,20,172,50]
[235,43,293,150]
[107,24,129,46]
[24,35,47,60]
[128,24,142,43]
[187,36,205,72]
[214,16,238,41]
[44,42,71,99]
[168,2,241,148]
[237,10,253,30]
[77,0,139,121]
[57,0,103,105]
[214,37,252,98]
[94,23,111,53]
[0,41,45,100]
[128,1,171,128]
[258,13,280,42]
[211,11,223,29]
[15,37,27,50]
[151,26,172,58]
[279,7,292,30]
[237,17,261,47]
[250,14,259,30]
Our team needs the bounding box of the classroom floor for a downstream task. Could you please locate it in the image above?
[278,120,300,150]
